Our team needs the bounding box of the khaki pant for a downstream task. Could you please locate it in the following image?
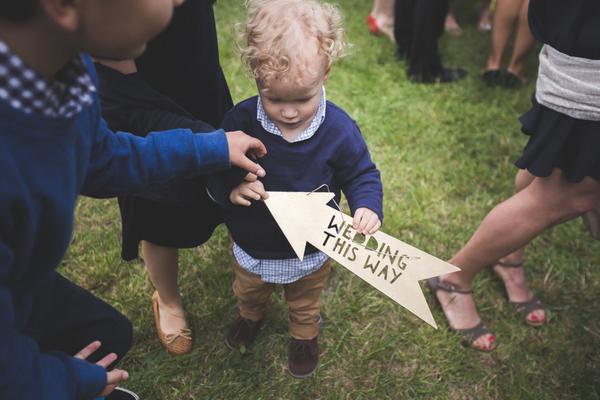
[232,260,331,340]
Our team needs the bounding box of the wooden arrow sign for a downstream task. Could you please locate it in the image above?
[264,191,460,328]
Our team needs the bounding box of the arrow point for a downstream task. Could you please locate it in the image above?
[264,191,334,261]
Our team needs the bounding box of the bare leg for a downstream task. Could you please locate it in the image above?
[505,0,535,80]
[478,0,492,31]
[370,0,396,42]
[436,169,600,350]
[142,241,188,335]
[485,0,521,71]
[491,169,546,324]
[444,5,462,36]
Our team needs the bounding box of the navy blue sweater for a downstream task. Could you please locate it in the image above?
[0,56,230,400]
[208,96,383,259]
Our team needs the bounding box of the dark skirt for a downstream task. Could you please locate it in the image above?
[515,95,600,183]
[119,182,222,261]
[96,0,233,261]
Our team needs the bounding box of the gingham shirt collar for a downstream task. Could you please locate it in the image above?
[257,86,326,142]
[0,40,95,118]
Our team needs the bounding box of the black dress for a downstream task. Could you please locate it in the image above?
[515,0,600,182]
[97,0,232,261]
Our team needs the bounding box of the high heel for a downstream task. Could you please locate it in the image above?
[366,14,380,34]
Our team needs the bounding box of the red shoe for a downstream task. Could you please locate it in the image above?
[367,14,380,34]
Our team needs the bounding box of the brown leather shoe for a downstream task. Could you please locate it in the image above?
[225,314,263,350]
[288,336,319,378]
[152,291,192,355]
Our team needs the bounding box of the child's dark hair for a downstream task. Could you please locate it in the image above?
[0,0,38,22]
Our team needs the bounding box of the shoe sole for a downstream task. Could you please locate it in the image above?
[288,361,319,379]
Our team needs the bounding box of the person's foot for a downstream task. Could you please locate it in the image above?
[432,276,496,351]
[492,261,547,325]
[502,70,527,88]
[367,14,396,43]
[477,8,492,31]
[156,295,188,336]
[288,337,319,378]
[366,14,379,34]
[481,69,502,86]
[152,291,192,355]
[444,13,462,36]
[226,314,263,350]
[409,68,467,84]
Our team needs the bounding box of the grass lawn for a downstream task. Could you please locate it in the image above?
[64,0,600,398]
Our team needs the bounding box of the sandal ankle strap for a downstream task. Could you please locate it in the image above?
[429,277,473,294]
[497,259,523,268]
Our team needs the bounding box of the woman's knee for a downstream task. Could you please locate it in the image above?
[570,191,600,215]
[530,172,600,218]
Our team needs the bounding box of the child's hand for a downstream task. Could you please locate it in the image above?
[225,130,267,177]
[230,179,268,206]
[74,340,129,397]
[353,208,381,235]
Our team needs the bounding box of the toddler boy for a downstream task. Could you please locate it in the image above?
[208,0,383,378]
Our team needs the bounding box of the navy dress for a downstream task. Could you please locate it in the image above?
[516,0,600,182]
[97,0,232,260]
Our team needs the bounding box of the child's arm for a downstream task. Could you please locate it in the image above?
[81,116,265,198]
[334,121,384,234]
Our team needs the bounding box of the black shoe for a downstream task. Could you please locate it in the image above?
[226,314,263,350]
[409,67,467,84]
[288,337,319,378]
[395,48,409,61]
[481,69,502,86]
[106,387,140,400]
[502,71,527,88]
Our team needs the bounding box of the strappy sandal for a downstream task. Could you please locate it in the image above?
[427,277,496,352]
[493,260,547,327]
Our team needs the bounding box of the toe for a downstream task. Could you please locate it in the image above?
[527,309,546,325]
[473,334,496,351]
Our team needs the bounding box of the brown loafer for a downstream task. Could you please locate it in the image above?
[288,336,319,378]
[152,291,192,355]
[226,314,263,350]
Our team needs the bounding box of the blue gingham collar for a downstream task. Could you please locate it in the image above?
[0,40,95,118]
[257,86,326,142]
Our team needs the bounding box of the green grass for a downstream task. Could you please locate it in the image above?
[64,1,600,398]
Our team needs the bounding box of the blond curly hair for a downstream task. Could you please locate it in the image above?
[241,0,346,84]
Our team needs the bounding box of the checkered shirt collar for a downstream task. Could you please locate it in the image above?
[0,40,95,118]
[257,86,326,142]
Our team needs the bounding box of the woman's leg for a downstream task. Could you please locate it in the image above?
[369,0,396,42]
[485,0,522,71]
[478,0,492,31]
[444,5,462,36]
[505,0,535,80]
[142,241,188,335]
[491,169,546,324]
[435,169,600,350]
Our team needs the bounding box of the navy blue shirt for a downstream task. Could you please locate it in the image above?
[208,96,383,259]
